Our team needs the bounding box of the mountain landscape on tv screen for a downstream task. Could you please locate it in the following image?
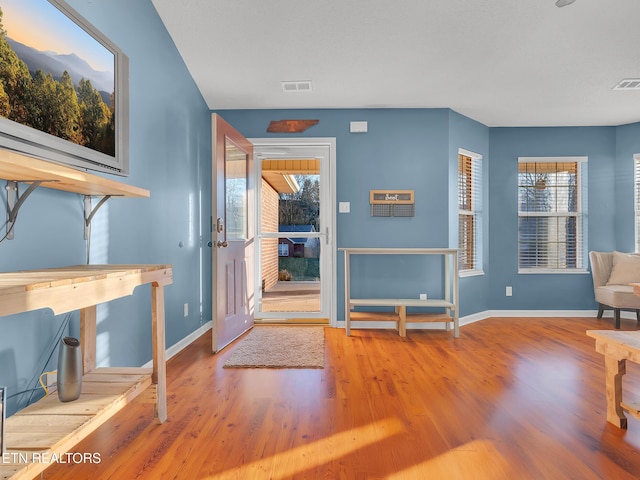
[6,37,113,103]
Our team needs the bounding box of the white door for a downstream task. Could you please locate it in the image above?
[212,114,254,352]
[251,138,336,324]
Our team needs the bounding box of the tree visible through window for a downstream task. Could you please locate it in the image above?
[518,157,587,272]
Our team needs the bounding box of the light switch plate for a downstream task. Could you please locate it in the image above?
[339,202,350,213]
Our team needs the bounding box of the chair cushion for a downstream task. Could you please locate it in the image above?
[606,251,640,285]
[595,285,640,309]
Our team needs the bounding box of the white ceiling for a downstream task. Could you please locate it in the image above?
[151,0,640,127]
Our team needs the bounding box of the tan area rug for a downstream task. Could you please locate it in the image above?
[224,326,325,369]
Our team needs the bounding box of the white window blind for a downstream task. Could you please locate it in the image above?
[635,154,640,252]
[518,157,587,272]
[458,150,482,273]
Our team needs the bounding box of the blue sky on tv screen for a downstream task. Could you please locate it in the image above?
[1,0,113,79]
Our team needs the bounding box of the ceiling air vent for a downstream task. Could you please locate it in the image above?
[613,79,640,91]
[281,80,312,93]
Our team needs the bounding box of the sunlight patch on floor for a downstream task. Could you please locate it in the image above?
[387,439,512,479]
[205,417,405,480]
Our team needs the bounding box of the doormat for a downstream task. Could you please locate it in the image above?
[223,326,325,369]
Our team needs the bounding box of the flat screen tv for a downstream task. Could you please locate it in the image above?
[0,0,129,176]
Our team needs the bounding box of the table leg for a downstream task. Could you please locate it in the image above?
[80,305,97,374]
[151,283,167,423]
[344,251,351,336]
[398,306,406,338]
[604,356,627,428]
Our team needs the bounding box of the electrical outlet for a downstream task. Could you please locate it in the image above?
[419,293,427,300]
[183,303,189,317]
[506,286,513,297]
[46,371,57,389]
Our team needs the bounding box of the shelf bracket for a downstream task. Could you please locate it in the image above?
[5,180,43,240]
[84,195,112,240]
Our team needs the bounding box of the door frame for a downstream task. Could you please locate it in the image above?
[250,137,337,327]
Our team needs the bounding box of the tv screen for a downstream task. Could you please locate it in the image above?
[0,0,129,175]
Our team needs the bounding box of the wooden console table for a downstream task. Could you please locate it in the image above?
[0,264,172,480]
[339,248,459,337]
[587,329,640,429]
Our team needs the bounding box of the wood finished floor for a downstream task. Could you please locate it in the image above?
[39,317,640,480]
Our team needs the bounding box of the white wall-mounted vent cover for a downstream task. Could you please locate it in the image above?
[613,79,640,90]
[282,80,312,92]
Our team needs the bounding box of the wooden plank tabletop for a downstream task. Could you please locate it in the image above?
[0,264,171,293]
[587,330,640,345]
[587,330,640,359]
[0,265,172,316]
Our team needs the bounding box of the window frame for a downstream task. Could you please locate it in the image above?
[635,154,640,253]
[517,156,588,274]
[458,148,484,277]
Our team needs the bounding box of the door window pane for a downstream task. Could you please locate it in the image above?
[225,139,247,240]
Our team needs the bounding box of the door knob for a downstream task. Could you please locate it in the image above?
[216,241,228,248]
[207,241,213,248]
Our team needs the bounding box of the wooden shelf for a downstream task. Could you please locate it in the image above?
[349,311,400,322]
[406,313,454,323]
[0,148,149,197]
[0,368,153,480]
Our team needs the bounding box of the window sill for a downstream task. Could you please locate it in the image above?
[517,268,589,274]
[459,269,485,278]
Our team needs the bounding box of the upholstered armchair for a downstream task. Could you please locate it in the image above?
[589,251,640,329]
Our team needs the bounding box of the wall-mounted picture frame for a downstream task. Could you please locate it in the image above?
[0,0,130,175]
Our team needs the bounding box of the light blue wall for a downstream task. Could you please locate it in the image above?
[218,108,490,318]
[221,110,625,316]
[448,110,490,316]
[615,121,640,252]
[0,0,211,415]
[488,126,616,310]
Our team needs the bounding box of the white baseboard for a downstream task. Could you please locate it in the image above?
[334,309,619,332]
[145,309,624,366]
[486,309,638,319]
[485,309,598,318]
[141,321,212,368]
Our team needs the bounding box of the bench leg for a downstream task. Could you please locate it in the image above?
[604,356,627,428]
[398,306,406,338]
